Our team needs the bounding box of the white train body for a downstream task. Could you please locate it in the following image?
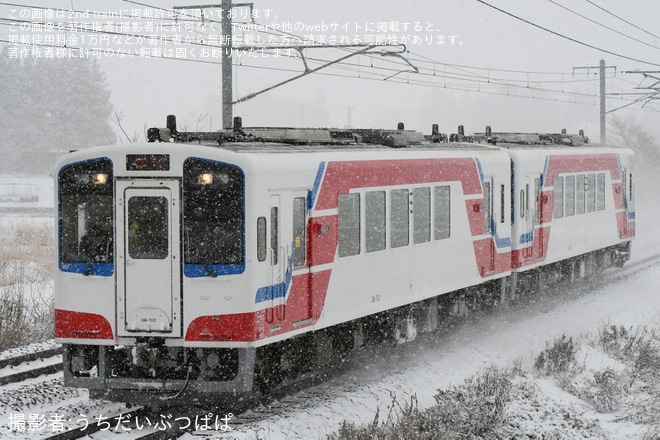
[507,147,634,275]
[53,124,634,404]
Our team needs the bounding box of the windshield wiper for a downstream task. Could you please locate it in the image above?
[202,264,218,277]
[83,261,95,276]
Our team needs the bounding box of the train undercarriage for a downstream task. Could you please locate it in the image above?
[63,242,631,407]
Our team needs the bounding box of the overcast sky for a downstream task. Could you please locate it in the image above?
[2,0,660,143]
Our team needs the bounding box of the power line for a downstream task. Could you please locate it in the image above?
[545,0,660,51]
[474,0,660,68]
[235,61,602,106]
[584,0,660,41]
[307,55,606,99]
[407,51,575,75]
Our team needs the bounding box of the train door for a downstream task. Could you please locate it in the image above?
[291,194,313,323]
[116,180,181,337]
[621,167,632,236]
[531,176,543,259]
[265,193,312,325]
[522,175,542,260]
[482,178,495,273]
[267,195,285,323]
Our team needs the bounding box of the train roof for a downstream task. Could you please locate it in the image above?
[144,122,627,156]
[169,139,502,154]
[142,114,620,152]
[58,121,631,166]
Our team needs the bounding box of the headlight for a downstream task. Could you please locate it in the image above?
[92,173,108,185]
[198,173,213,185]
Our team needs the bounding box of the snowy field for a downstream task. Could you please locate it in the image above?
[0,176,53,210]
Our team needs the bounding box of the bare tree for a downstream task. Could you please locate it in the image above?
[113,111,141,143]
[609,115,658,189]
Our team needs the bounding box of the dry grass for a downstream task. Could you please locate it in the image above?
[328,367,514,440]
[328,325,660,439]
[0,221,54,351]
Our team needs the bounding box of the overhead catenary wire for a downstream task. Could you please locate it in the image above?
[584,0,660,41]
[544,0,660,52]
[474,0,660,68]
[240,59,660,112]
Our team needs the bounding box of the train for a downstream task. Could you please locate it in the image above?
[53,116,635,405]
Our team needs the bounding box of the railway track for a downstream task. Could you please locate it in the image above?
[0,345,62,386]
[595,252,660,287]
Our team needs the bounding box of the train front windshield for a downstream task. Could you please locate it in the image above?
[57,156,245,277]
[183,158,245,276]
[58,158,114,274]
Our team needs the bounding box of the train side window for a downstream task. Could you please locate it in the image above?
[365,190,386,253]
[597,173,606,211]
[586,174,596,213]
[257,217,267,262]
[520,189,526,219]
[390,189,410,248]
[565,175,575,216]
[621,168,627,210]
[270,207,278,265]
[554,176,564,219]
[576,174,586,215]
[338,193,361,257]
[292,197,306,266]
[434,185,450,240]
[533,178,540,225]
[413,187,431,244]
[482,181,492,234]
[500,184,505,224]
[629,173,634,209]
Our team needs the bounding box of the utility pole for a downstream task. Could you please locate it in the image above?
[174,2,252,129]
[221,0,232,129]
[600,59,606,145]
[573,59,616,145]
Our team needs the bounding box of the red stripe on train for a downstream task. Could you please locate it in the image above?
[315,158,484,211]
[55,309,114,339]
[185,270,332,342]
[544,154,621,186]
